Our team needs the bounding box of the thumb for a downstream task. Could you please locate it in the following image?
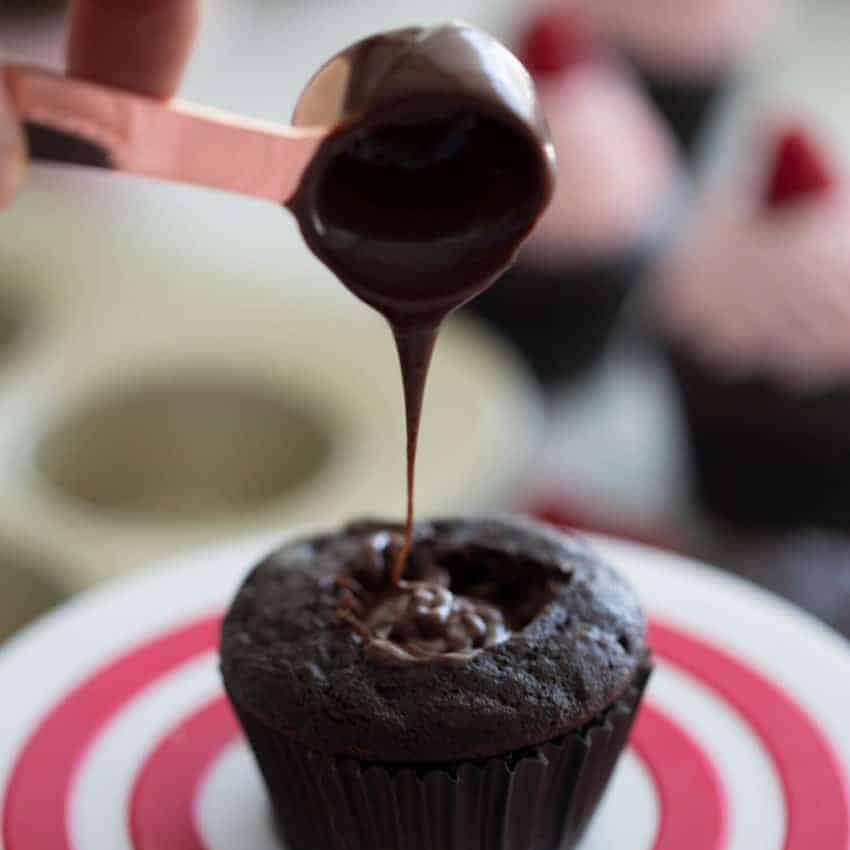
[0,81,27,208]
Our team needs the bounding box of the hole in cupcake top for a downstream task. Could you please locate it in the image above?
[335,526,569,664]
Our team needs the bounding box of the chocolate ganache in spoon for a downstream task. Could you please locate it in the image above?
[288,23,556,579]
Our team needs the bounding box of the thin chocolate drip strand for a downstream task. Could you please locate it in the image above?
[391,322,439,584]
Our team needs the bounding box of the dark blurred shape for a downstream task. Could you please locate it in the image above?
[714,531,850,639]
[25,123,114,169]
[637,70,728,160]
[473,248,655,384]
[1,0,65,17]
[37,378,332,517]
[0,548,66,645]
[670,354,850,531]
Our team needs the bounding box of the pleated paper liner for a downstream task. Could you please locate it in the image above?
[231,665,651,850]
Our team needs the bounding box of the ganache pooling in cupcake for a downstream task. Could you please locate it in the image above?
[334,522,564,665]
[288,24,556,578]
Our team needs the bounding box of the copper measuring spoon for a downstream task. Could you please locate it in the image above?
[3,63,326,204]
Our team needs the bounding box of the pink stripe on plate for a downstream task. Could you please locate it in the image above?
[632,703,728,850]
[129,698,239,850]
[1,615,221,850]
[650,621,850,850]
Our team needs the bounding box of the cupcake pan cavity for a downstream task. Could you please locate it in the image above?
[0,167,542,591]
[37,378,331,518]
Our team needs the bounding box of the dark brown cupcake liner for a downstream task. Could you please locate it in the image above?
[668,346,850,530]
[466,181,686,386]
[231,665,651,850]
[623,49,738,165]
[637,68,732,162]
[467,254,642,385]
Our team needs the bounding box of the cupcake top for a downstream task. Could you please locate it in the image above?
[518,12,679,265]
[576,0,779,77]
[220,516,648,763]
[656,124,850,392]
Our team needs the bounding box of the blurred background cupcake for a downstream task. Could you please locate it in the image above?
[573,0,784,160]
[469,9,683,385]
[655,120,850,530]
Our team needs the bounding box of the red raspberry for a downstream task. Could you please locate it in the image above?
[765,126,835,209]
[519,10,591,78]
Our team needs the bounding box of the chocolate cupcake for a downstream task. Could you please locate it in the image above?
[469,11,682,384]
[576,0,782,159]
[656,123,850,529]
[221,516,650,850]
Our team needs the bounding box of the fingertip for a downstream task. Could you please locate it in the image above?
[68,0,202,99]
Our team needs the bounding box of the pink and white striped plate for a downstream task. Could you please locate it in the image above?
[1,531,848,850]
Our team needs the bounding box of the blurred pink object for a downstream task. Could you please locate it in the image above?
[657,121,847,390]
[573,0,780,77]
